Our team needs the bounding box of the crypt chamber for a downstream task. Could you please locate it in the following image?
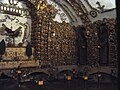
[0,0,117,82]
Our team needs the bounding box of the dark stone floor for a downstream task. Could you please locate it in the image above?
[0,78,117,90]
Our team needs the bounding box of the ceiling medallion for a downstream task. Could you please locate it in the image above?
[89,10,97,18]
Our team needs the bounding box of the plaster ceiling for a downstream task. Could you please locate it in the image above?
[0,0,116,25]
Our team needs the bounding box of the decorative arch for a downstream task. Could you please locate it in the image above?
[28,0,91,25]
[88,71,117,84]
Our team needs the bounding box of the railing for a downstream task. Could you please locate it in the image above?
[0,60,39,69]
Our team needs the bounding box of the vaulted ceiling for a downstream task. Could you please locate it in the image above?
[27,0,116,26]
[1,0,116,26]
